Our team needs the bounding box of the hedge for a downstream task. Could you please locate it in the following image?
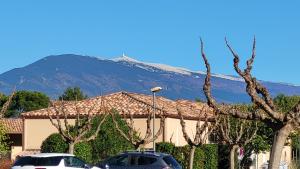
[156,142,218,169]
[40,133,68,153]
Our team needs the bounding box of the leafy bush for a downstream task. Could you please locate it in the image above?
[40,112,133,164]
[90,112,133,163]
[203,144,218,169]
[156,142,218,169]
[156,142,176,154]
[40,133,68,153]
[74,142,93,163]
[0,123,9,154]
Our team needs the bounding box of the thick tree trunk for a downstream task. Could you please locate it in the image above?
[189,145,196,169]
[68,142,75,154]
[230,145,239,169]
[269,123,293,169]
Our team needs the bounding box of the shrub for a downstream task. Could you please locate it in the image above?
[74,142,93,163]
[40,133,68,153]
[156,142,218,169]
[156,142,176,154]
[90,112,133,163]
[203,144,218,169]
[0,123,9,154]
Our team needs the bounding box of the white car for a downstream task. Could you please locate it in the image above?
[11,153,100,169]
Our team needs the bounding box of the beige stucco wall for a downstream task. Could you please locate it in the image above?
[128,118,163,149]
[23,117,205,150]
[11,146,22,160]
[165,118,208,146]
[23,118,163,150]
[249,146,291,169]
[126,117,208,148]
[24,119,75,150]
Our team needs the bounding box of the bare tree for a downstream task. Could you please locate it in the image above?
[177,103,217,169]
[201,38,300,169]
[110,107,166,150]
[48,97,108,154]
[215,114,257,169]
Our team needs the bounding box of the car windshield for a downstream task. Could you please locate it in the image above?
[163,156,181,168]
[13,156,62,166]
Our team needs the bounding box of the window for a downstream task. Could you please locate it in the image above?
[129,155,157,166]
[13,157,34,166]
[109,155,129,166]
[35,157,62,166]
[64,156,86,168]
[13,156,62,166]
[137,156,157,165]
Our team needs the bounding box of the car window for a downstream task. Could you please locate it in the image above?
[129,155,157,166]
[13,156,34,166]
[109,155,129,166]
[13,156,62,166]
[64,156,86,168]
[35,156,62,166]
[163,156,181,167]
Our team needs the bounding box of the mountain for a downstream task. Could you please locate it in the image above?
[0,54,299,103]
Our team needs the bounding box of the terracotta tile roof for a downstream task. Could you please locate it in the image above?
[21,91,213,120]
[0,118,23,134]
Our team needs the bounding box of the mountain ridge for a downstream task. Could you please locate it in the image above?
[0,54,299,103]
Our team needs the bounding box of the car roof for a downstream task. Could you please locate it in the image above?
[28,153,75,158]
[122,151,170,157]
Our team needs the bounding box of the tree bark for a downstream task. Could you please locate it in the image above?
[189,145,196,169]
[68,142,75,154]
[230,145,239,169]
[269,123,293,169]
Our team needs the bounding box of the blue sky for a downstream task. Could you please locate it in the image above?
[0,1,300,84]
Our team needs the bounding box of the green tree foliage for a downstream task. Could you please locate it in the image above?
[3,91,50,117]
[91,111,133,163]
[40,133,93,163]
[274,94,300,113]
[74,142,93,163]
[40,133,68,153]
[59,87,88,101]
[156,142,218,169]
[41,111,132,164]
[274,94,300,149]
[0,123,9,155]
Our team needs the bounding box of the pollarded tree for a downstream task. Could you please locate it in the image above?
[110,107,166,150]
[176,103,217,169]
[215,113,258,169]
[48,97,108,154]
[200,38,300,169]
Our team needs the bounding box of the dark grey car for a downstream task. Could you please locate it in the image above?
[97,151,182,169]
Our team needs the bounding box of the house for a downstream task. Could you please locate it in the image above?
[0,118,23,160]
[3,91,292,168]
[20,91,214,154]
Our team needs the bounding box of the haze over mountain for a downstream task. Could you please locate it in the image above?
[0,54,299,103]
